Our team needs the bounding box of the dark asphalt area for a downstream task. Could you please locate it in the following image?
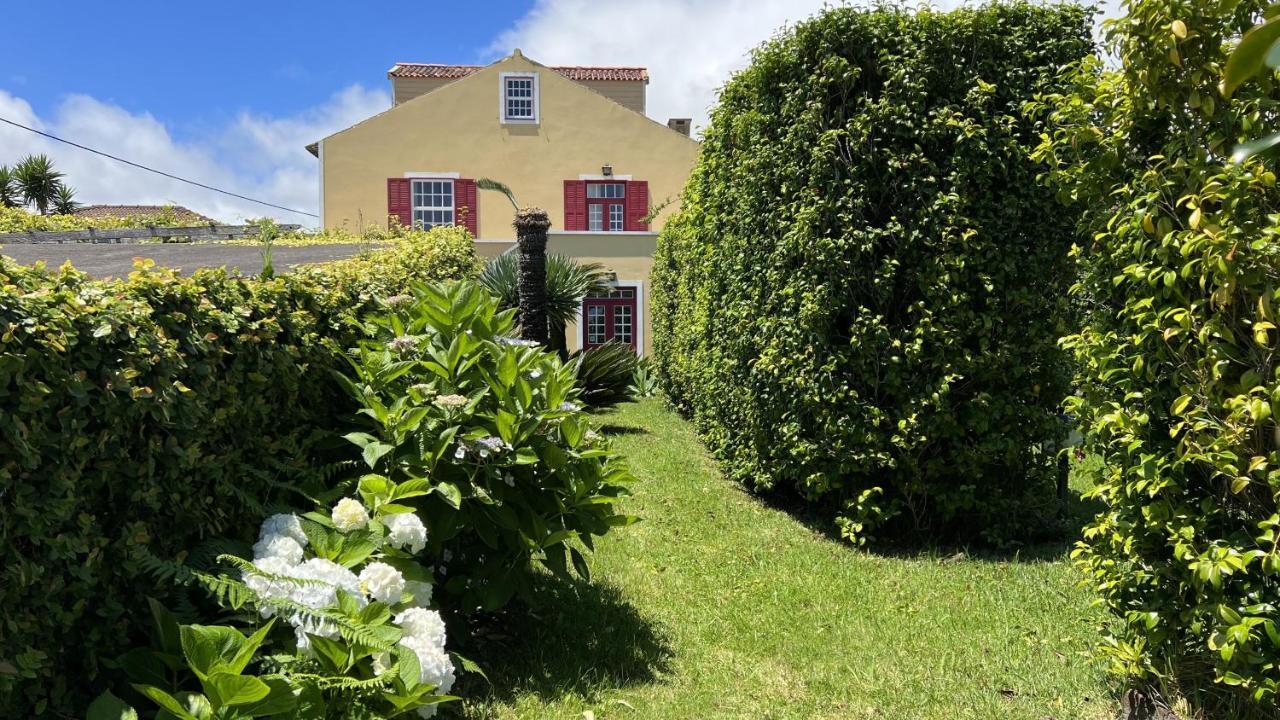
[0,242,369,278]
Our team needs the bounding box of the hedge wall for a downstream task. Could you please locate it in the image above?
[1033,0,1280,708]
[651,3,1093,543]
[0,227,478,716]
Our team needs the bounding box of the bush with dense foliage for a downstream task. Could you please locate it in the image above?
[0,205,189,232]
[651,2,1093,543]
[0,226,477,716]
[1031,0,1280,709]
[341,281,636,612]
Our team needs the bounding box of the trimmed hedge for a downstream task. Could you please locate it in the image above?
[651,3,1093,543]
[0,226,478,716]
[1032,0,1280,708]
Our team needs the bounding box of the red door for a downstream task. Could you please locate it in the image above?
[582,287,637,351]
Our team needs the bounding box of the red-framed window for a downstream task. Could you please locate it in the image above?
[582,286,637,351]
[563,179,649,231]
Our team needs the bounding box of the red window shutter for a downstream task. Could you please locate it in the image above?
[455,178,478,237]
[563,180,587,231]
[624,180,649,231]
[387,178,412,228]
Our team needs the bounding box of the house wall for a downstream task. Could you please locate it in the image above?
[391,75,646,114]
[549,231,656,355]
[574,79,646,114]
[321,52,698,240]
[391,76,456,105]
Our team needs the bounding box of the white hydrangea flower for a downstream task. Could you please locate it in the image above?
[384,512,428,554]
[259,513,308,547]
[400,635,455,708]
[331,498,369,532]
[252,534,304,566]
[359,562,406,604]
[434,394,467,408]
[290,558,364,611]
[395,607,447,648]
[404,580,433,608]
[243,555,297,616]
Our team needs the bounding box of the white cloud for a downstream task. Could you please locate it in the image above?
[0,85,388,226]
[489,0,1122,132]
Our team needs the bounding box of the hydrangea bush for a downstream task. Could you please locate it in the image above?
[341,281,637,611]
[98,481,462,719]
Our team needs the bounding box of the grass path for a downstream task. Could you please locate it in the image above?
[461,399,1115,719]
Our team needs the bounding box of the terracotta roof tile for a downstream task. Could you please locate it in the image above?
[73,205,215,224]
[388,63,648,82]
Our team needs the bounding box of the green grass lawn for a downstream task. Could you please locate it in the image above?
[459,398,1116,719]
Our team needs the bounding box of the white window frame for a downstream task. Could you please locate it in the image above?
[500,72,540,124]
[411,178,455,230]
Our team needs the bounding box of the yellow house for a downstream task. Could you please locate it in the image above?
[310,49,700,355]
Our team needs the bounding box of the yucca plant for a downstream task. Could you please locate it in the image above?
[0,165,19,208]
[478,252,610,357]
[15,154,64,215]
[51,183,79,215]
[570,340,639,409]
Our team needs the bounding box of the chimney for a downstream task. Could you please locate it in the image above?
[667,118,691,137]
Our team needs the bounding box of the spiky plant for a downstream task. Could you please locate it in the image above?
[570,340,639,409]
[15,154,65,215]
[51,183,79,215]
[479,252,610,355]
[0,165,19,208]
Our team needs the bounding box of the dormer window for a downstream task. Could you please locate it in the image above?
[501,72,539,124]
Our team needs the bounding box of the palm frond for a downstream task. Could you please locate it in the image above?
[477,178,519,211]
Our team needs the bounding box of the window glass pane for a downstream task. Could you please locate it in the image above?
[588,205,603,231]
[613,305,632,344]
[586,305,606,344]
[505,77,535,119]
[587,183,625,199]
[411,179,454,229]
[609,204,624,231]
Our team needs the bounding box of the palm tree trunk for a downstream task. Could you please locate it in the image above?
[513,207,551,345]
[548,317,568,360]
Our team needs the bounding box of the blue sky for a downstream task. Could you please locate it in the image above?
[4,1,531,142]
[0,0,1116,224]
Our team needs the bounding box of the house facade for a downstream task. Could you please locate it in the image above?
[311,50,700,355]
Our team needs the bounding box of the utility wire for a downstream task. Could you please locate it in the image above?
[0,115,319,218]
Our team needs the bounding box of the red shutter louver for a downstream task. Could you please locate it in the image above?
[455,178,478,237]
[624,180,649,231]
[563,180,587,231]
[387,178,412,229]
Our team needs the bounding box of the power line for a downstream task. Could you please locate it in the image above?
[0,115,318,218]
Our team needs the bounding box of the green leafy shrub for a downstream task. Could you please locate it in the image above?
[340,281,636,612]
[0,205,188,232]
[628,357,659,399]
[0,227,477,716]
[1031,0,1280,708]
[571,341,639,409]
[651,2,1093,543]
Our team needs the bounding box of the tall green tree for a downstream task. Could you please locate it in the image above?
[15,154,65,215]
[0,165,19,208]
[51,183,79,215]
